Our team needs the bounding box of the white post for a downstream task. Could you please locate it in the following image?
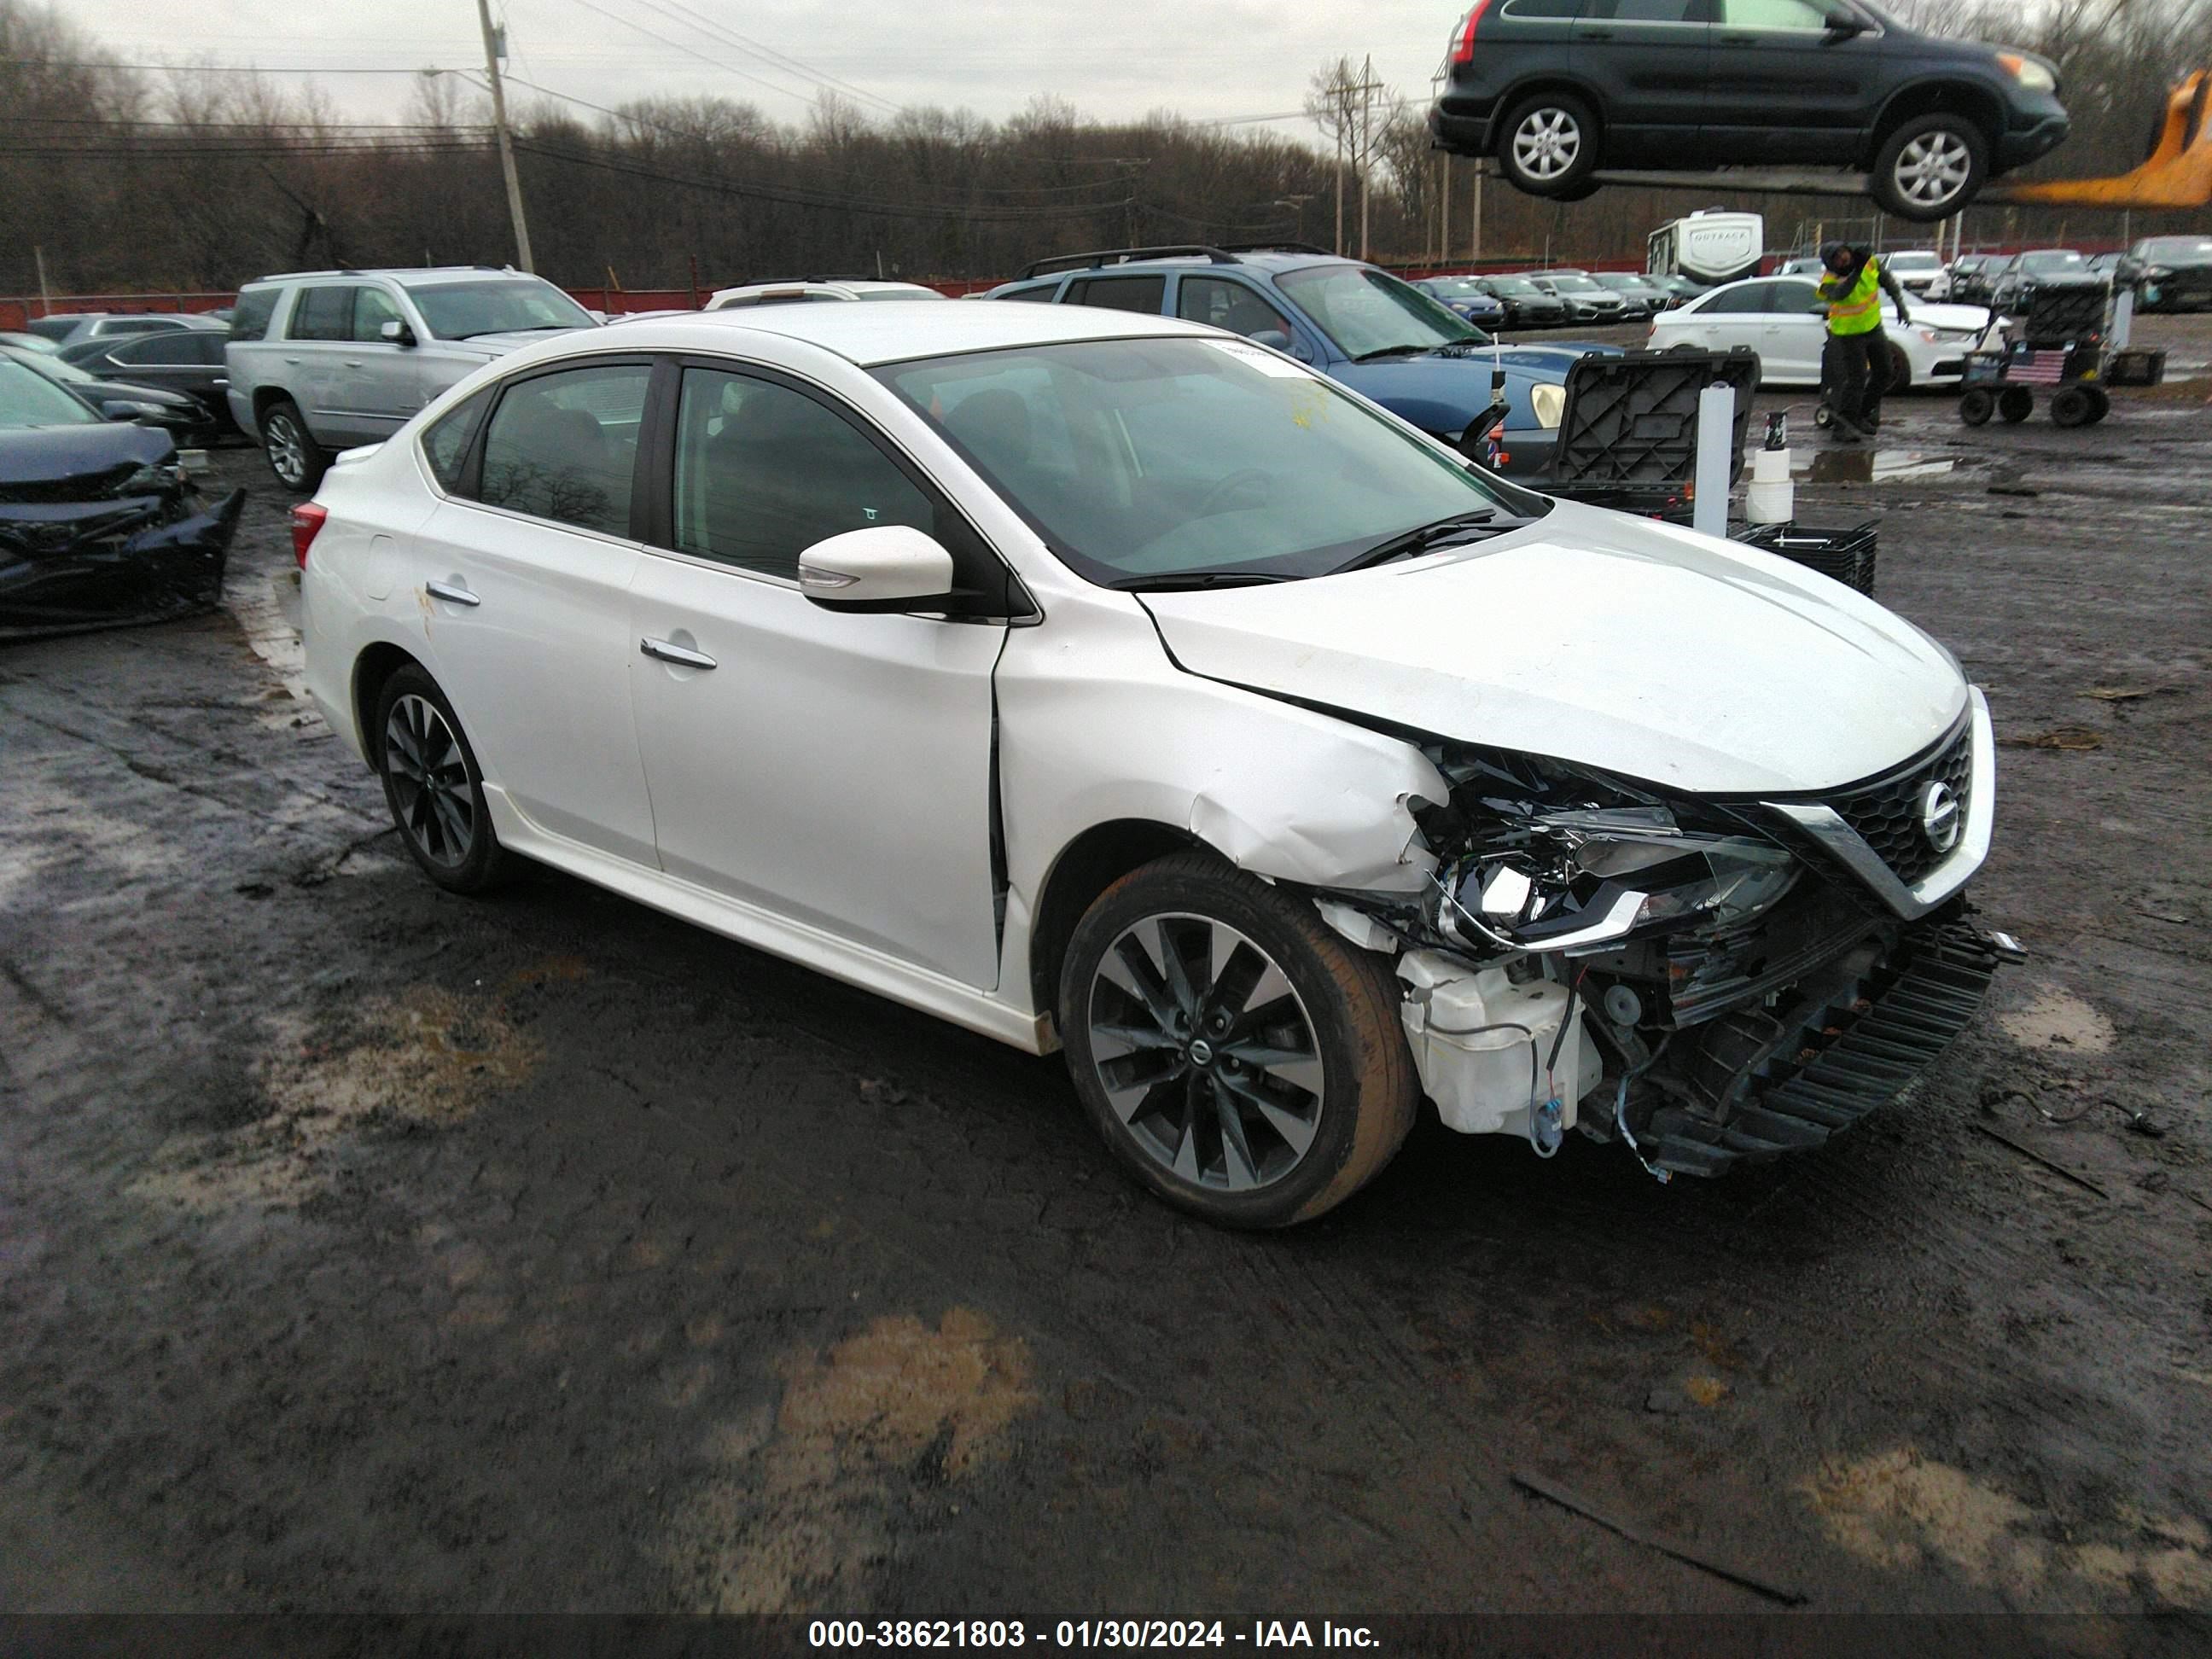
[1693,383,1735,538]
[33,243,52,316]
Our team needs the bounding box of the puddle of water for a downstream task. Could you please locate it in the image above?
[1795,448,1961,484]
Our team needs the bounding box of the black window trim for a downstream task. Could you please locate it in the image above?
[647,352,1036,623]
[442,352,661,543]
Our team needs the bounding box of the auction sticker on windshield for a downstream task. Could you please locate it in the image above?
[1204,340,1309,377]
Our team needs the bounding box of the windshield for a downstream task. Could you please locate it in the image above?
[1545,274,1604,294]
[1887,253,1941,270]
[1592,274,1645,289]
[401,278,596,341]
[875,337,1540,587]
[1274,265,1488,357]
[1425,277,1492,299]
[2019,252,2085,273]
[3,347,96,387]
[1487,277,1540,296]
[2140,237,2212,259]
[0,356,98,427]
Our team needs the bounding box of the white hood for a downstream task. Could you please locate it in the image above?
[1141,502,1970,796]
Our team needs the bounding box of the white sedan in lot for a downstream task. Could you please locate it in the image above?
[1648,275,1997,389]
[295,302,2009,1226]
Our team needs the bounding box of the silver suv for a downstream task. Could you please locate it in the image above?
[225,267,598,491]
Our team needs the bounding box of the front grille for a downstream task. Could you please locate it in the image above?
[1829,724,1973,888]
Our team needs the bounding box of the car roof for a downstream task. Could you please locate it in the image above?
[556,301,1220,367]
[244,266,541,287]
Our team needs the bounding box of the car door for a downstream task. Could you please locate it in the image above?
[1685,279,1781,358]
[1573,0,1713,159]
[1708,0,1883,162]
[280,283,363,444]
[410,358,662,866]
[1756,277,1828,381]
[332,285,428,440]
[1173,275,1313,359]
[626,360,1007,987]
[104,331,227,415]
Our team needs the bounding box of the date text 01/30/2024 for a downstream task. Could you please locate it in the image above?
[806,1621,1381,1649]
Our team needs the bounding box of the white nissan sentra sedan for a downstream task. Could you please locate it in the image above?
[297,302,2017,1227]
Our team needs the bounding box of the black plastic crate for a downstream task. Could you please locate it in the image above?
[1732,521,1879,598]
[2017,281,2110,348]
[2107,346,2168,387]
[1547,348,1763,497]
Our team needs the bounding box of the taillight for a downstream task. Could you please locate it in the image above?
[1452,1,1493,65]
[290,501,328,568]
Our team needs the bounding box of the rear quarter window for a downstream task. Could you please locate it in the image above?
[422,387,494,493]
[229,288,280,343]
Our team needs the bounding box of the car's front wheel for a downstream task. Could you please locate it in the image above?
[259,397,329,494]
[1057,852,1417,1229]
[1496,92,1602,201]
[1871,114,1988,221]
[374,665,505,894]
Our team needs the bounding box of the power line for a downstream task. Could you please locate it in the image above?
[556,0,870,116]
[632,0,899,114]
[0,57,464,75]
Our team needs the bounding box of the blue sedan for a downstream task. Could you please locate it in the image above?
[1414,275,1508,328]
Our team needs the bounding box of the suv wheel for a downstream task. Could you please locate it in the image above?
[260,397,329,494]
[1872,114,1988,221]
[1496,92,1601,200]
[374,666,505,894]
[1057,852,1417,1229]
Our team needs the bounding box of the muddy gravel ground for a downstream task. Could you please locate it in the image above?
[3,317,2209,1646]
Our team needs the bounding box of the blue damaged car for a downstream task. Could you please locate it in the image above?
[986,245,1613,479]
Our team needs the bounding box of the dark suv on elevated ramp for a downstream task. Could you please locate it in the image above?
[1429,0,2069,223]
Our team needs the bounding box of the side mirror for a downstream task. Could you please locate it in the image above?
[380,318,417,347]
[796,524,957,614]
[1249,328,1292,352]
[1823,10,1867,38]
[102,399,147,422]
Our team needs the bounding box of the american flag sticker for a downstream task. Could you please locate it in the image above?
[2010,351,2069,386]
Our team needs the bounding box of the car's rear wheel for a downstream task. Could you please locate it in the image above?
[374,665,505,894]
[1496,92,1601,201]
[259,398,329,494]
[1872,114,1988,221]
[1057,852,1417,1229]
[1886,343,1913,392]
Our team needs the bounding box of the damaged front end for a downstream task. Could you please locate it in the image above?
[1322,695,2019,1178]
[1,424,245,644]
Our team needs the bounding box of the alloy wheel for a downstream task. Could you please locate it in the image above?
[1893,131,1973,210]
[1085,912,1325,1193]
[383,694,475,867]
[1512,109,1582,183]
[265,414,307,488]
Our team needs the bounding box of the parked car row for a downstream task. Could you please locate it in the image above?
[1414,269,1691,328]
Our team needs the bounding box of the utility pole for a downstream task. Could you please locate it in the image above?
[1359,55,1374,262]
[33,244,52,316]
[1470,162,1482,264]
[1335,123,1345,258]
[474,0,535,272]
[1441,154,1450,268]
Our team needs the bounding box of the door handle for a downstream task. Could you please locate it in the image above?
[1718,32,1756,44]
[343,359,364,368]
[424,579,480,607]
[640,637,717,670]
[1581,27,1615,40]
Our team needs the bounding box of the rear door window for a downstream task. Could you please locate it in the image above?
[1062,276,1167,315]
[476,362,652,537]
[288,287,356,342]
[113,333,215,366]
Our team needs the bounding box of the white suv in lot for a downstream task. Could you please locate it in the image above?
[296,302,2013,1227]
[225,267,598,492]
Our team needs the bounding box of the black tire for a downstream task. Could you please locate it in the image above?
[1886,344,1912,393]
[2050,385,2095,428]
[372,665,506,894]
[1495,91,1602,201]
[1998,386,2035,424]
[1959,388,1994,426]
[259,397,329,494]
[2082,385,2112,424]
[1871,114,1989,221]
[1057,852,1417,1230]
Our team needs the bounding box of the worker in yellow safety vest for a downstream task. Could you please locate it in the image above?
[1818,242,1912,443]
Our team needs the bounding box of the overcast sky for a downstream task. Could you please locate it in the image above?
[66,0,1465,137]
